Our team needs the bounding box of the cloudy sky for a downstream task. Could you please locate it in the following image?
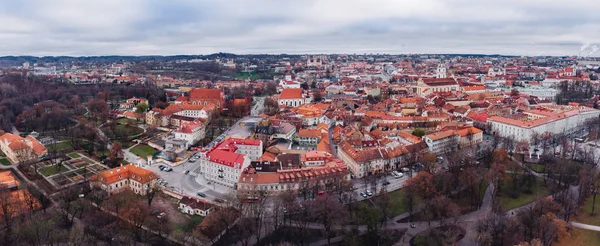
[1,0,599,56]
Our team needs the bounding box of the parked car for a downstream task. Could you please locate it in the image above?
[157,212,166,219]
[383,180,390,185]
[150,209,159,215]
[401,167,410,172]
[360,192,367,198]
[158,165,166,170]
[214,198,225,203]
[317,190,324,195]
[197,192,206,197]
[366,190,373,196]
[184,170,190,174]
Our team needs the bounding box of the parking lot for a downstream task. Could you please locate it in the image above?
[351,171,410,200]
[146,158,232,203]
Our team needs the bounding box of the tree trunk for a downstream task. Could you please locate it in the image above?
[593,192,597,215]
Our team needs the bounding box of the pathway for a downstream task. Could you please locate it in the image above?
[570,221,600,231]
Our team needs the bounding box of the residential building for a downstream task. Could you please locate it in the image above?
[90,164,157,196]
[178,196,215,216]
[236,159,349,199]
[198,138,262,188]
[173,120,206,148]
[0,133,47,163]
[423,130,460,155]
[301,151,334,166]
[455,127,484,148]
[297,129,324,146]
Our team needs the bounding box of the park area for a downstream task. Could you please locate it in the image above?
[101,124,144,140]
[0,158,11,166]
[496,176,551,210]
[130,144,158,158]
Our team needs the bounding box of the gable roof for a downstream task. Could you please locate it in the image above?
[95,164,156,185]
[189,88,223,100]
[279,88,303,100]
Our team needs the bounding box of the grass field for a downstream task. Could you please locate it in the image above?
[450,181,488,214]
[175,215,205,232]
[47,142,74,152]
[575,196,600,226]
[101,124,144,140]
[384,189,409,217]
[497,177,550,210]
[68,152,81,159]
[39,165,67,177]
[130,144,157,158]
[117,118,136,125]
[526,163,545,173]
[555,228,600,246]
[0,158,11,166]
[359,189,409,218]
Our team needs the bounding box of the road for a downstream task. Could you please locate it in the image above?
[251,96,266,116]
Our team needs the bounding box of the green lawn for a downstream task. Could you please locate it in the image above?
[385,189,409,216]
[556,228,600,246]
[527,163,545,173]
[68,152,81,159]
[450,181,488,214]
[117,118,136,125]
[0,158,11,166]
[497,177,550,210]
[176,215,205,232]
[359,189,409,217]
[101,124,144,140]
[130,144,157,158]
[46,142,74,152]
[575,196,600,226]
[39,165,68,177]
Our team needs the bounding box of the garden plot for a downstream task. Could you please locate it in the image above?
[38,154,110,189]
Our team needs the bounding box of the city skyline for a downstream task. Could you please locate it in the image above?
[0,0,599,57]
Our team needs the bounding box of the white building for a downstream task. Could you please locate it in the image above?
[198,138,262,188]
[278,88,305,108]
[178,196,215,216]
[173,120,205,148]
[515,86,558,101]
[423,130,460,155]
[488,106,600,143]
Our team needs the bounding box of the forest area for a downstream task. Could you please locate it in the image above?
[0,71,165,133]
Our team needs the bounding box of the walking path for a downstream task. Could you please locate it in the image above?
[570,221,600,231]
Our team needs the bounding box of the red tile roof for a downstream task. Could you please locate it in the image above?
[189,88,223,99]
[279,88,303,100]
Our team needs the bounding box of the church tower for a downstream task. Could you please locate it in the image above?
[436,63,447,79]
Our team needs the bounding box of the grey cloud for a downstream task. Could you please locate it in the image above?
[0,0,599,56]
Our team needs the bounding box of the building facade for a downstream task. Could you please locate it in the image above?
[90,164,157,196]
[197,139,262,188]
[0,133,47,163]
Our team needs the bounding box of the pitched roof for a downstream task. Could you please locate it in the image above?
[425,130,457,141]
[95,164,156,185]
[189,88,223,100]
[455,127,483,137]
[179,196,214,211]
[279,88,303,100]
